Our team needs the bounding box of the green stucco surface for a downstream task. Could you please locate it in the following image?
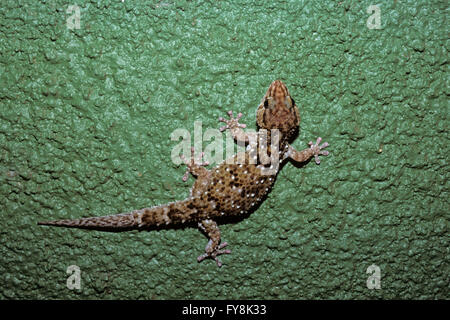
[0,0,448,299]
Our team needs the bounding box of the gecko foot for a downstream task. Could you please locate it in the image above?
[219,110,246,132]
[308,137,330,164]
[180,147,209,181]
[197,241,231,267]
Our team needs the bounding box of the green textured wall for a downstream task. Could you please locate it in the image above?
[0,0,448,299]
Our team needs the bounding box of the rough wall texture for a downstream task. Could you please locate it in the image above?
[0,0,448,299]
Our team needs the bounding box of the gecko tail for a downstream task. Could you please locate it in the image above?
[37,198,200,230]
[37,212,139,230]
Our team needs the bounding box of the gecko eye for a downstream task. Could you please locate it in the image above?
[263,97,275,109]
[285,96,295,109]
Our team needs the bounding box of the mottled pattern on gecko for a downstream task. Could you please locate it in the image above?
[38,80,329,267]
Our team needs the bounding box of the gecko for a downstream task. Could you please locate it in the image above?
[38,80,329,267]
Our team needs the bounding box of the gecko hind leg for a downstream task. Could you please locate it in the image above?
[197,219,231,267]
[180,147,209,182]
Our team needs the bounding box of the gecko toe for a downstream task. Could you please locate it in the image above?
[180,147,209,181]
[218,110,246,132]
[310,137,330,165]
[197,242,232,267]
[197,253,208,262]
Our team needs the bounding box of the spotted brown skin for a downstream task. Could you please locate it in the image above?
[38,80,329,267]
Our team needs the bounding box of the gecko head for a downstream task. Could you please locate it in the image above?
[256,80,300,137]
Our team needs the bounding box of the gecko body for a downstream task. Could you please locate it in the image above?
[38,80,329,267]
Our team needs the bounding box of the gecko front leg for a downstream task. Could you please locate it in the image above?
[197,219,231,267]
[219,110,249,144]
[286,137,329,164]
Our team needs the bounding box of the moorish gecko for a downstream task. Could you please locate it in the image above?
[39,80,329,267]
